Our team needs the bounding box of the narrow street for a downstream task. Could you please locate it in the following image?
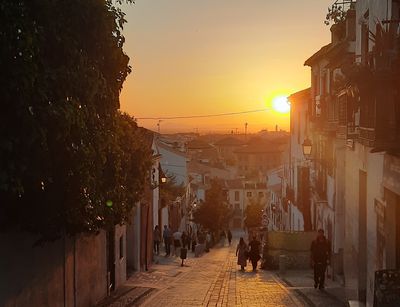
[100,236,314,307]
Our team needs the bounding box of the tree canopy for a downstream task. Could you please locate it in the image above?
[193,180,231,232]
[0,0,151,241]
[244,198,264,229]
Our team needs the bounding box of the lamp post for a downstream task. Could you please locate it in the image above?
[302,137,313,158]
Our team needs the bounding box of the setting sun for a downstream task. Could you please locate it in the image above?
[272,96,290,114]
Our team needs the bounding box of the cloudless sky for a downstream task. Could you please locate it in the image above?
[119,0,333,133]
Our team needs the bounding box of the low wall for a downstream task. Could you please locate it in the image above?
[0,231,108,307]
[265,231,317,270]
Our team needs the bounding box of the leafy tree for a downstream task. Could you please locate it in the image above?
[325,1,355,26]
[193,180,231,232]
[0,0,152,241]
[244,198,264,229]
[160,173,185,208]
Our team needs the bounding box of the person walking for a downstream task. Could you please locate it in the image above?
[310,229,331,290]
[248,236,261,271]
[236,237,248,271]
[153,225,161,255]
[173,230,182,256]
[191,231,197,253]
[227,229,232,246]
[163,225,172,256]
[220,230,226,247]
[181,231,188,249]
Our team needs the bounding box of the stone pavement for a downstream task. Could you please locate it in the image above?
[99,239,347,307]
[279,270,347,307]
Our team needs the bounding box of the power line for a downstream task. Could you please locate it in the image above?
[136,108,271,120]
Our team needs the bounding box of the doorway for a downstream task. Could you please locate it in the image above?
[384,188,400,269]
[358,170,367,302]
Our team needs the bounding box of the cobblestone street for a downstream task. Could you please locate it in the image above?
[102,240,309,307]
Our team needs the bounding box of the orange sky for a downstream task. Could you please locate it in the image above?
[119,0,333,133]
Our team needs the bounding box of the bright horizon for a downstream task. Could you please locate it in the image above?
[119,0,333,133]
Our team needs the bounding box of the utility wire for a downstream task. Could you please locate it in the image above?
[136,108,271,120]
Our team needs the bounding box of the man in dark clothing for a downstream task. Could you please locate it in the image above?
[227,229,233,246]
[310,229,331,290]
[163,225,172,256]
[248,236,261,271]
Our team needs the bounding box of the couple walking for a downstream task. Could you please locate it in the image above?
[236,236,261,271]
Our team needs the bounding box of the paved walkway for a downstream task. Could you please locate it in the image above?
[280,271,347,307]
[101,240,307,307]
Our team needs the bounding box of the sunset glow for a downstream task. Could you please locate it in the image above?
[272,96,290,114]
[119,0,334,133]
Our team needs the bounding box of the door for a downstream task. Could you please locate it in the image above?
[106,229,116,292]
[358,170,367,302]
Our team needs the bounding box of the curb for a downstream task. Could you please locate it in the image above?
[279,276,316,307]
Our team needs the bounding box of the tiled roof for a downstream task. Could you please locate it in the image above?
[156,141,189,158]
[187,139,212,150]
[214,136,244,146]
[225,179,243,189]
[234,138,282,154]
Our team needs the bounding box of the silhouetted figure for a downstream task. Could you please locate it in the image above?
[248,236,261,271]
[236,237,248,271]
[163,225,172,256]
[153,225,161,255]
[220,230,226,246]
[227,229,232,245]
[310,229,331,290]
[181,231,188,249]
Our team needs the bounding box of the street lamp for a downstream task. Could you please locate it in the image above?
[159,164,167,183]
[302,137,312,158]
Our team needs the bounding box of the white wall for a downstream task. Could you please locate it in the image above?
[157,144,188,186]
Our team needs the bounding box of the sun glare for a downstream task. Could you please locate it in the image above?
[272,96,290,113]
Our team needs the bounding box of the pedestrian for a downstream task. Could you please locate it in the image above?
[173,230,182,256]
[227,229,232,246]
[248,236,261,271]
[191,231,197,253]
[181,231,188,249]
[220,230,226,247]
[153,225,161,255]
[310,229,331,290]
[205,232,211,252]
[236,237,248,271]
[163,225,172,256]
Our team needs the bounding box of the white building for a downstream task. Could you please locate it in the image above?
[156,140,189,186]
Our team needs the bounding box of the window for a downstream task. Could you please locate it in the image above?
[234,191,240,201]
[119,235,124,259]
[247,192,252,198]
[258,192,264,198]
[235,203,240,210]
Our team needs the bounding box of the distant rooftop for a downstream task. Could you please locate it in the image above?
[214,136,244,146]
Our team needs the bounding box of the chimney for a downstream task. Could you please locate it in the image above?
[330,22,345,44]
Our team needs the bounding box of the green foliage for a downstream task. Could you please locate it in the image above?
[193,180,231,231]
[325,1,355,26]
[244,198,264,229]
[160,173,185,207]
[0,0,151,240]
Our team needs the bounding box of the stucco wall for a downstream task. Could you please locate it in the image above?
[267,231,317,269]
[0,232,108,307]
[75,232,108,307]
[158,146,188,186]
[113,225,127,290]
[344,142,385,306]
